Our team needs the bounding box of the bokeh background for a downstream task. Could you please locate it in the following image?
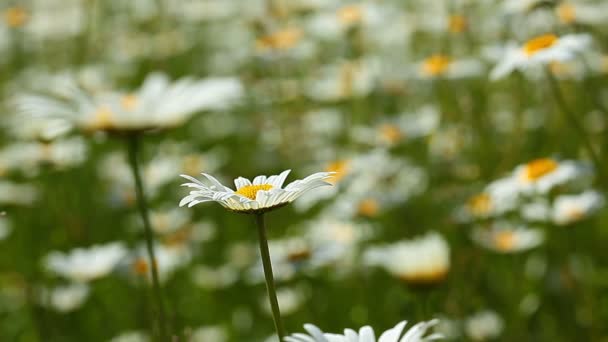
[1,0,608,341]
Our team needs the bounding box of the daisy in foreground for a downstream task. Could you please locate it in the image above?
[180,170,334,341]
[284,319,442,342]
[179,170,334,214]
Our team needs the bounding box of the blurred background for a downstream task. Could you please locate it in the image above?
[1,0,608,341]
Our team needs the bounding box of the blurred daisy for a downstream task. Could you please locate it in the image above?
[464,310,504,341]
[552,191,605,225]
[415,54,483,79]
[2,6,29,29]
[15,72,243,134]
[128,243,192,284]
[555,2,608,26]
[44,242,127,282]
[0,181,38,206]
[285,319,442,342]
[513,158,590,194]
[39,283,90,313]
[179,170,334,214]
[491,33,591,80]
[472,222,544,253]
[365,232,450,286]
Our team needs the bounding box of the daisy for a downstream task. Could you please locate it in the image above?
[364,232,450,286]
[490,33,591,80]
[285,319,442,342]
[15,72,243,134]
[464,310,504,341]
[512,158,590,194]
[471,222,544,254]
[44,242,127,282]
[552,191,605,225]
[179,170,334,214]
[39,283,90,313]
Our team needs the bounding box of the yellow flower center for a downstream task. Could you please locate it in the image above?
[235,184,273,200]
[338,5,363,25]
[132,258,151,276]
[521,158,558,182]
[556,3,576,24]
[399,268,448,285]
[495,231,516,252]
[379,124,403,145]
[3,7,28,28]
[467,193,492,216]
[448,15,467,33]
[121,94,138,111]
[90,106,114,130]
[256,28,302,51]
[422,54,451,76]
[358,198,379,217]
[523,34,559,56]
[325,160,350,184]
[565,207,584,222]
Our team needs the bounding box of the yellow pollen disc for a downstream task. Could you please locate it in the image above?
[448,15,467,33]
[422,54,451,76]
[256,28,302,51]
[556,3,576,24]
[3,7,28,28]
[91,106,114,130]
[358,199,379,217]
[495,231,516,251]
[566,207,584,221]
[379,124,403,145]
[132,258,150,276]
[325,160,350,184]
[399,269,448,285]
[523,34,558,56]
[121,94,138,111]
[521,158,558,182]
[338,5,363,25]
[467,193,492,216]
[235,184,273,200]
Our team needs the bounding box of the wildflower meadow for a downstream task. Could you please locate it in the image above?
[1,0,608,341]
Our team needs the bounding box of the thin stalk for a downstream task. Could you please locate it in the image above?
[254,213,286,341]
[126,134,169,342]
[545,70,604,185]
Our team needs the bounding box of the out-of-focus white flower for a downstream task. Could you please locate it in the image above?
[411,54,484,79]
[306,59,379,102]
[472,222,544,253]
[44,242,127,282]
[108,330,149,342]
[513,158,591,194]
[39,283,90,313]
[285,319,442,342]
[491,34,591,80]
[261,286,306,316]
[555,2,608,26]
[365,232,450,285]
[128,243,192,284]
[0,181,38,206]
[552,191,605,225]
[189,325,229,342]
[15,73,243,133]
[0,138,87,176]
[464,310,504,341]
[180,170,334,214]
[191,265,239,290]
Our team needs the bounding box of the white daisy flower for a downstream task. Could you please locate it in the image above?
[552,191,605,225]
[472,222,544,254]
[44,242,127,282]
[39,283,90,313]
[490,33,591,80]
[285,319,442,342]
[179,170,334,214]
[364,232,450,286]
[14,72,243,133]
[464,310,504,341]
[512,158,591,194]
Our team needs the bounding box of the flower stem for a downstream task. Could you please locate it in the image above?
[254,213,286,341]
[126,134,169,342]
[545,69,604,186]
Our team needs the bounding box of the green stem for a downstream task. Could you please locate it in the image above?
[255,213,286,341]
[545,70,604,186]
[126,134,169,342]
